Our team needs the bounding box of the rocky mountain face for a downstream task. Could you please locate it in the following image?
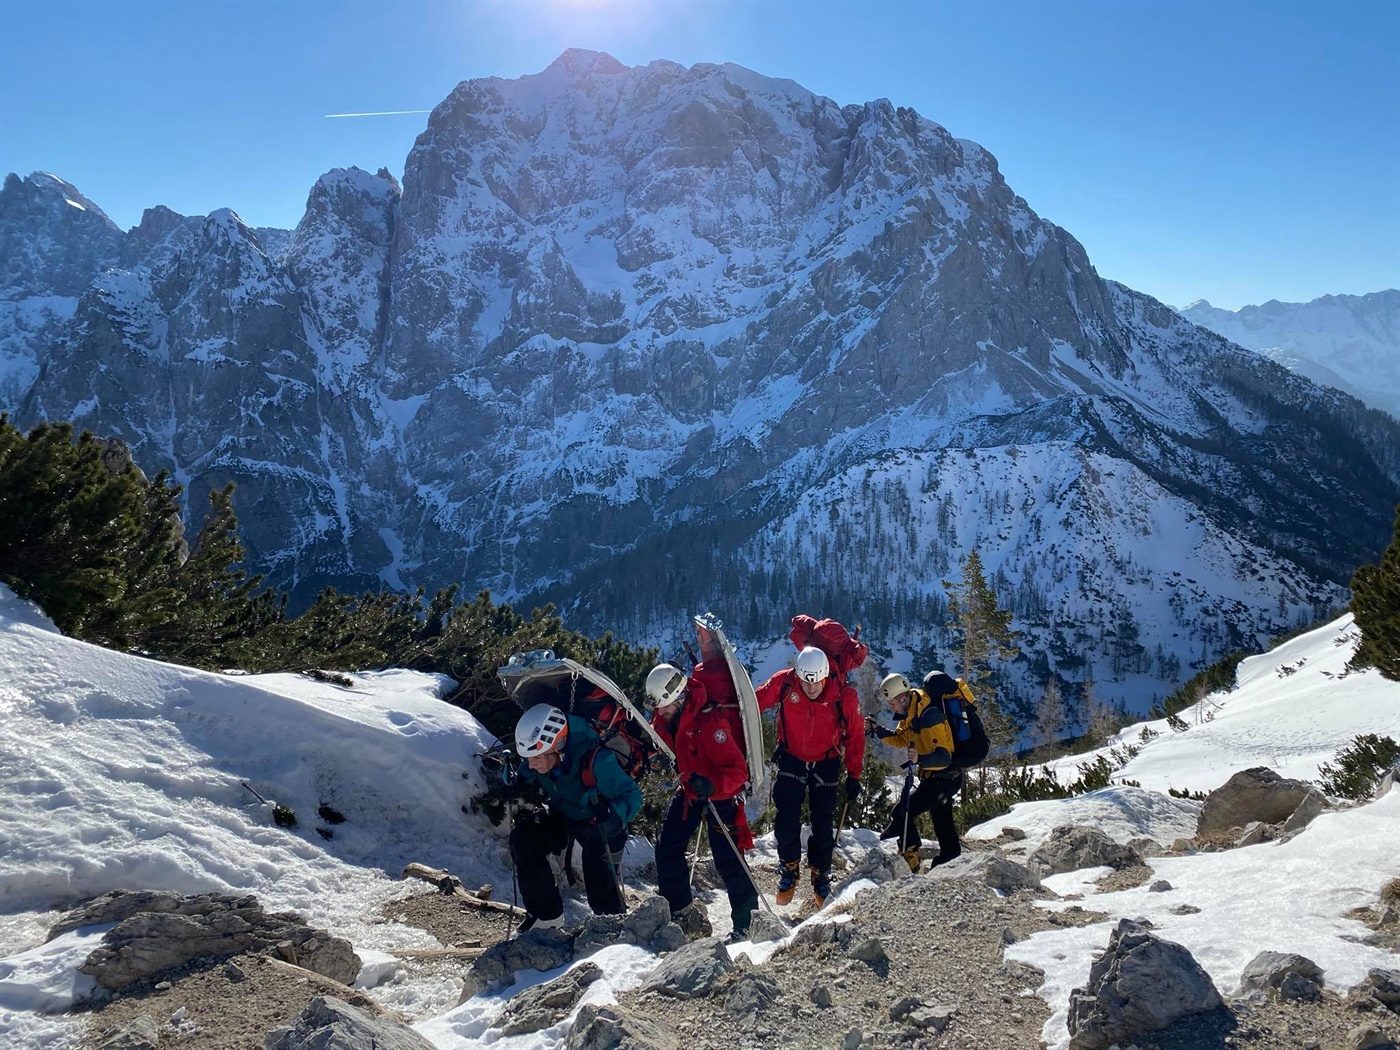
[3,50,1398,718]
[1180,292,1400,419]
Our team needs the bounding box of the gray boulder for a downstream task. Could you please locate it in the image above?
[1235,821,1269,847]
[459,928,574,1003]
[1197,767,1318,838]
[1345,969,1400,1015]
[64,891,358,990]
[94,1015,160,1050]
[928,852,1042,892]
[843,847,909,886]
[746,909,789,944]
[1281,789,1329,836]
[265,996,435,1050]
[723,972,780,1022]
[1240,951,1324,1002]
[564,1004,679,1050]
[1030,826,1143,876]
[846,936,889,967]
[1348,1026,1398,1050]
[638,936,733,999]
[494,962,603,1036]
[1067,919,1225,1049]
[574,895,673,955]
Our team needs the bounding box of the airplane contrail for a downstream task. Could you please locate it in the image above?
[324,109,433,119]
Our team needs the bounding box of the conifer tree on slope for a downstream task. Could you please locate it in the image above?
[0,419,149,636]
[1351,503,1400,681]
[942,548,1020,751]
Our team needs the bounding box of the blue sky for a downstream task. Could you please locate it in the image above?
[1,0,1396,310]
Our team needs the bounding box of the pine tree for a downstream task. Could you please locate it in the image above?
[1351,504,1400,680]
[1032,677,1066,749]
[942,548,1021,751]
[145,483,279,667]
[0,420,146,634]
[81,469,188,650]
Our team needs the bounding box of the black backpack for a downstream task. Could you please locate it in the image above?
[923,671,990,770]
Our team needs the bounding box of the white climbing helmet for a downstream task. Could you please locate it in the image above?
[879,672,912,705]
[646,663,688,708]
[795,646,830,684]
[515,703,569,757]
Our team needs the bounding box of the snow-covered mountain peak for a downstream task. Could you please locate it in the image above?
[310,165,401,200]
[3,56,1398,719]
[4,170,119,227]
[1181,290,1400,417]
[544,47,628,78]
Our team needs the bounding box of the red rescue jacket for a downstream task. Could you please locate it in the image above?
[651,675,749,802]
[652,671,755,850]
[755,668,864,778]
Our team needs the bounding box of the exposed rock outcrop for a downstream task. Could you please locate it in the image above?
[266,995,436,1050]
[52,890,359,991]
[1029,825,1143,875]
[1240,950,1325,1002]
[1066,919,1225,1050]
[1197,767,1323,838]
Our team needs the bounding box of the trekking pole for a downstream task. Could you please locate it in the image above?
[899,761,915,858]
[505,791,519,938]
[601,825,629,914]
[687,817,705,885]
[706,800,785,923]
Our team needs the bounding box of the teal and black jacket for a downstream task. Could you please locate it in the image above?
[518,715,643,825]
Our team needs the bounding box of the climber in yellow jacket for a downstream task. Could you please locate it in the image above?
[865,672,961,872]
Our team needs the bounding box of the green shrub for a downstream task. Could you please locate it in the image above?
[1151,649,1254,719]
[1351,504,1400,681]
[1317,734,1400,800]
[1168,786,1207,801]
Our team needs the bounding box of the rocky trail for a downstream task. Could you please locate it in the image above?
[70,808,1399,1050]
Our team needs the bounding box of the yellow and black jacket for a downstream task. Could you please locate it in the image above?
[876,688,956,778]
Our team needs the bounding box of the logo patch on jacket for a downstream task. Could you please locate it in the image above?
[713,729,728,743]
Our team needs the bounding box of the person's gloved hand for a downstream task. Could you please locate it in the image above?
[865,715,893,738]
[844,774,862,800]
[688,773,715,801]
[601,810,626,841]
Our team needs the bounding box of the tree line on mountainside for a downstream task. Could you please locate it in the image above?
[2,416,1397,762]
[0,418,657,739]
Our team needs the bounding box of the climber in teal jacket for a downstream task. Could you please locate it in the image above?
[509,706,642,926]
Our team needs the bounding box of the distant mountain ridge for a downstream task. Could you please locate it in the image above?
[1180,291,1399,418]
[2,50,1398,721]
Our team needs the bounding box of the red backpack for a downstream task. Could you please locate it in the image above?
[788,615,868,678]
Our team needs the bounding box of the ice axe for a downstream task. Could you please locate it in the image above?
[240,781,297,828]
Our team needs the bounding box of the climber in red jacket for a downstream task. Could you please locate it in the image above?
[755,646,864,908]
[647,661,759,940]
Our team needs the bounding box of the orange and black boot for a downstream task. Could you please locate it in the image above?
[902,848,921,874]
[775,861,800,906]
[810,866,832,908]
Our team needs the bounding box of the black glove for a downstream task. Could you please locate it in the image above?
[864,716,893,738]
[688,773,715,801]
[845,774,862,800]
